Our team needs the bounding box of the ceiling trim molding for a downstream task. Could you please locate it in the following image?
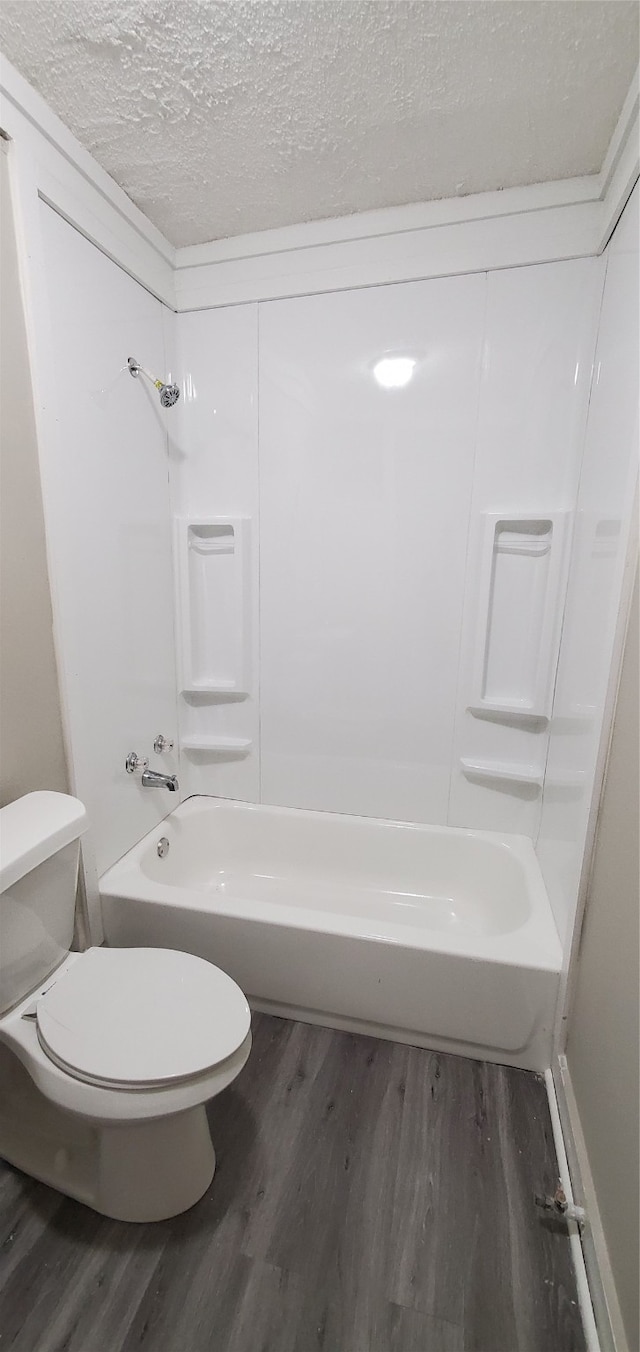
[0,49,637,313]
[170,64,638,309]
[173,198,605,310]
[0,53,177,307]
[174,175,600,269]
[595,66,639,250]
[597,64,639,199]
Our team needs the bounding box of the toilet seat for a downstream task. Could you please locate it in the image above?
[36,946,251,1090]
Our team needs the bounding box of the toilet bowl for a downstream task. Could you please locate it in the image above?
[0,792,252,1222]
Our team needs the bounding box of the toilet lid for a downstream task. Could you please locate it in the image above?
[36,947,251,1089]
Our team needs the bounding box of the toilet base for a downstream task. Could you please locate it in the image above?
[0,1042,216,1221]
[96,1108,216,1222]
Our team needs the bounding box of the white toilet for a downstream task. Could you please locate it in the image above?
[0,791,252,1222]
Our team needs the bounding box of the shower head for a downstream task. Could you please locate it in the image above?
[128,357,180,408]
[159,382,180,408]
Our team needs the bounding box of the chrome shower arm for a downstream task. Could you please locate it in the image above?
[128,356,180,408]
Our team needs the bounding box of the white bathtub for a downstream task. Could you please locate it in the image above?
[99,796,562,1071]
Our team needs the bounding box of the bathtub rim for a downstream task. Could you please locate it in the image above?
[99,796,562,975]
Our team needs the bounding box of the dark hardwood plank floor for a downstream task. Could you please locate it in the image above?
[0,1013,586,1352]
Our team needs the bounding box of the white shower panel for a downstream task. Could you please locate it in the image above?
[449,257,605,835]
[38,205,178,874]
[258,274,486,822]
[537,185,639,953]
[171,305,259,803]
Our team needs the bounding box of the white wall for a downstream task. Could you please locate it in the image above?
[0,149,68,806]
[172,257,603,830]
[566,567,639,1352]
[537,184,639,953]
[37,205,179,874]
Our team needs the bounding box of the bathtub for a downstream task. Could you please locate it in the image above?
[99,796,562,1072]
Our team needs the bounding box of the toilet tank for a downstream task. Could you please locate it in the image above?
[0,791,87,1016]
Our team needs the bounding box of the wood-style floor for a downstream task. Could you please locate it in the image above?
[0,1013,586,1352]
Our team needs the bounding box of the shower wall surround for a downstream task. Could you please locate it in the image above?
[38,205,179,875]
[258,275,484,823]
[174,258,603,835]
[37,188,637,934]
[448,263,603,833]
[538,183,640,952]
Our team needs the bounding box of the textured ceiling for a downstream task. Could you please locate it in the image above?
[1,1,638,248]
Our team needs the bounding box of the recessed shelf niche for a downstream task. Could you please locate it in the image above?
[175,517,251,697]
[471,511,571,721]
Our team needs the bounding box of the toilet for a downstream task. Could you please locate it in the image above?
[0,791,252,1222]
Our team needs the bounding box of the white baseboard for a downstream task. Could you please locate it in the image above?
[549,1057,631,1352]
[545,1068,601,1352]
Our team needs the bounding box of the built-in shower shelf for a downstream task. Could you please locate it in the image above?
[181,736,252,756]
[467,704,549,725]
[460,757,543,787]
[471,510,571,721]
[180,681,239,697]
[175,517,251,698]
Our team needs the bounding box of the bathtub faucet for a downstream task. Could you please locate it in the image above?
[141,768,179,792]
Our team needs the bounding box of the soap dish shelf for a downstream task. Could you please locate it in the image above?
[180,682,240,698]
[181,736,252,757]
[460,757,543,787]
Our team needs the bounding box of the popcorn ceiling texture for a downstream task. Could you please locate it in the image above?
[1,1,637,248]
